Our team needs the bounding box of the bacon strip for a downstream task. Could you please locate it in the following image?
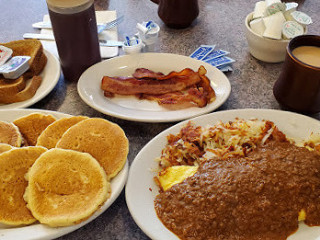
[141,87,208,107]
[197,66,216,102]
[101,68,201,95]
[132,68,165,79]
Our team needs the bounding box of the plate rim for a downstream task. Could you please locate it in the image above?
[0,49,61,109]
[125,108,320,240]
[77,52,231,123]
[0,108,129,240]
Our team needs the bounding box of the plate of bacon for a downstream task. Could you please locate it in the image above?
[77,53,231,122]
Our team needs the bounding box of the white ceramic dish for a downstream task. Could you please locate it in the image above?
[125,108,320,240]
[0,109,128,240]
[245,12,289,63]
[77,53,231,122]
[0,50,60,109]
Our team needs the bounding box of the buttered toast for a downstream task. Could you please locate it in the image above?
[0,39,47,104]
[1,39,47,76]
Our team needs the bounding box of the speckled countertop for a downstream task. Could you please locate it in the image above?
[1,0,320,239]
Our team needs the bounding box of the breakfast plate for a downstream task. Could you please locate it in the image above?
[77,53,231,122]
[125,108,320,240]
[0,50,61,109]
[0,109,129,240]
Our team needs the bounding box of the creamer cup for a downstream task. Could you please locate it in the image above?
[282,21,304,40]
[291,11,313,27]
[122,38,144,54]
[137,21,160,52]
[253,1,266,19]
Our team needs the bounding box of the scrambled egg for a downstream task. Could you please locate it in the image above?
[158,165,198,191]
[298,209,306,221]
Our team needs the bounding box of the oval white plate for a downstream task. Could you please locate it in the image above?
[0,50,61,109]
[77,53,231,122]
[125,109,320,240]
[0,109,128,240]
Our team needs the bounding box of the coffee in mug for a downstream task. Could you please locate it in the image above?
[292,46,320,68]
[273,35,320,113]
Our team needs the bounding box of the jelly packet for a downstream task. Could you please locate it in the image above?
[0,56,31,79]
[0,46,13,66]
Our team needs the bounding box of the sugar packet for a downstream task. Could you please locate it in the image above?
[205,56,235,68]
[203,49,230,62]
[217,65,233,72]
[189,45,215,60]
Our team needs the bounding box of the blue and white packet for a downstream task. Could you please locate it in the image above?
[205,56,235,68]
[189,45,215,60]
[217,64,233,72]
[0,56,31,79]
[203,49,229,62]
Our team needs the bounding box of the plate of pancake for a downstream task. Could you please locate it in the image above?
[0,109,129,240]
[77,53,231,122]
[126,109,320,240]
[0,40,61,109]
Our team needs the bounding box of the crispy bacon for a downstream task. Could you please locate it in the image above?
[101,66,216,108]
[197,66,216,102]
[101,68,201,95]
[132,68,165,79]
[141,87,208,108]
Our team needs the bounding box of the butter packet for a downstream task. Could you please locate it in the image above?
[0,46,13,66]
[0,56,31,79]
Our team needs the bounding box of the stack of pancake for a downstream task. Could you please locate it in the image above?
[0,113,128,227]
[0,39,47,104]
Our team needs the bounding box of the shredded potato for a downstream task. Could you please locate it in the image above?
[156,118,288,170]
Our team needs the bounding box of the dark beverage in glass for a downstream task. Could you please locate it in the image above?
[46,0,101,81]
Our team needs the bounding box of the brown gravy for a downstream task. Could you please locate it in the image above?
[154,141,320,240]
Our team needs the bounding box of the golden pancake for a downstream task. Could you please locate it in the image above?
[0,143,13,154]
[0,146,47,225]
[25,148,110,227]
[13,113,56,146]
[36,116,88,149]
[56,118,129,179]
[0,120,22,147]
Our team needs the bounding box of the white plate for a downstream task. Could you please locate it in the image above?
[125,109,320,240]
[0,109,128,240]
[77,53,231,122]
[0,50,61,109]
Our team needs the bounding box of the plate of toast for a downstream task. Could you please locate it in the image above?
[0,109,129,240]
[0,40,60,109]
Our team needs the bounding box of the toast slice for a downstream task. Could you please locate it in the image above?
[0,76,42,104]
[0,75,26,96]
[1,39,47,76]
[0,39,47,104]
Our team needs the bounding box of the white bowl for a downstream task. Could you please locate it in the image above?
[245,12,289,63]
